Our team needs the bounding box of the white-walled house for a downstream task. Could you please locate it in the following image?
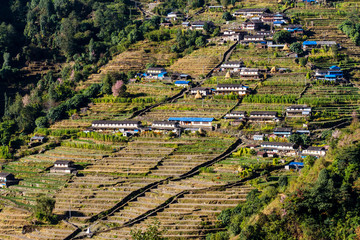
[302,146,327,157]
[91,120,142,130]
[215,84,250,95]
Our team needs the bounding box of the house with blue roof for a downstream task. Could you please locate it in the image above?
[168,117,214,130]
[302,41,317,50]
[142,67,168,80]
[315,66,343,82]
[285,162,304,170]
[174,80,191,87]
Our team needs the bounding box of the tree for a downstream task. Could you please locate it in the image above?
[35,196,56,222]
[289,133,302,145]
[299,57,308,67]
[195,36,206,47]
[279,175,288,187]
[131,221,166,240]
[290,42,303,54]
[273,30,292,44]
[57,15,77,58]
[112,80,125,97]
[35,116,49,128]
[222,12,232,21]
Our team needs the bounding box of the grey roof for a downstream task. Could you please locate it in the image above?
[92,120,141,125]
[147,67,166,71]
[152,120,178,125]
[222,60,244,65]
[261,142,295,147]
[306,146,325,151]
[274,127,292,132]
[235,8,268,13]
[230,111,246,114]
[54,160,74,165]
[241,68,259,72]
[191,87,211,91]
[217,84,247,88]
[250,111,277,116]
[287,105,310,109]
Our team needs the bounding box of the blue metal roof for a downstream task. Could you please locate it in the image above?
[168,117,214,122]
[289,162,304,166]
[174,80,190,84]
[329,65,341,70]
[303,41,317,46]
[325,75,337,78]
[273,21,284,24]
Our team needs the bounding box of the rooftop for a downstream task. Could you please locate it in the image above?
[168,117,214,122]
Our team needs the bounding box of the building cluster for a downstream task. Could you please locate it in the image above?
[314,65,344,82]
[89,118,215,136]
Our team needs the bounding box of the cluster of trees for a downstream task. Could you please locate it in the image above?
[153,0,205,16]
[243,94,297,104]
[339,19,360,46]
[289,133,311,147]
[171,28,215,55]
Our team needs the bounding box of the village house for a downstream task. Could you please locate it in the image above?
[273,127,292,138]
[302,40,338,51]
[168,117,214,130]
[143,67,168,80]
[151,121,181,135]
[190,87,212,96]
[285,162,304,170]
[160,22,173,28]
[182,22,191,28]
[286,105,312,117]
[302,146,327,157]
[249,111,279,122]
[243,35,265,43]
[29,135,46,147]
[261,141,297,151]
[261,13,274,23]
[255,30,273,36]
[166,11,183,21]
[232,8,269,17]
[190,21,214,30]
[240,68,260,79]
[314,66,343,81]
[171,73,192,81]
[225,111,247,119]
[50,160,76,174]
[220,61,244,72]
[91,120,142,131]
[253,134,264,141]
[215,84,250,96]
[220,32,243,42]
[241,19,262,30]
[174,80,191,87]
[0,173,17,188]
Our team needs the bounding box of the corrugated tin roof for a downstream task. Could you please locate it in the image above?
[168,117,214,122]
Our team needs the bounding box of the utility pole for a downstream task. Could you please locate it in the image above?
[69,199,72,219]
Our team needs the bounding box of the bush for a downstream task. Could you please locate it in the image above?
[35,116,49,128]
[279,175,288,187]
[34,196,56,223]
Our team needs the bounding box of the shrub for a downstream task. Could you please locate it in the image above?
[35,116,49,128]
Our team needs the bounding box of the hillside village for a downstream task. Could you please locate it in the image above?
[0,0,360,239]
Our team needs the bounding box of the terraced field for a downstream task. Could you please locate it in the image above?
[80,39,177,89]
[51,82,180,130]
[169,45,228,77]
[90,183,253,239]
[136,96,238,122]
